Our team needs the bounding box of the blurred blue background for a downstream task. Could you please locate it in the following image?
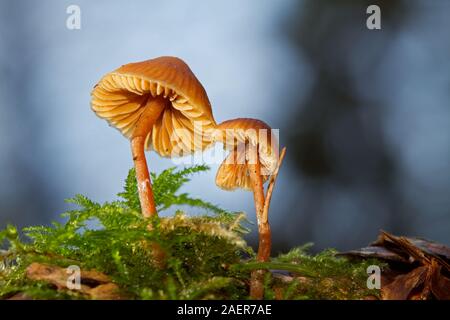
[0,0,449,253]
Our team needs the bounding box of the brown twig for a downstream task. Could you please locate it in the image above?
[262,147,287,224]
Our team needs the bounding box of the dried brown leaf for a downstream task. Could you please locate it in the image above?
[25,262,123,300]
[430,263,450,300]
[381,266,428,300]
[339,246,409,264]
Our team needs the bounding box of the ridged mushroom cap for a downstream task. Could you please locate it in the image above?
[214,118,279,191]
[91,56,216,157]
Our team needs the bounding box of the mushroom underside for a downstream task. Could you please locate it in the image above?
[91,74,214,156]
[216,150,270,191]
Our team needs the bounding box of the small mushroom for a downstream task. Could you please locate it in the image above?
[214,118,286,299]
[91,56,216,217]
[214,118,281,261]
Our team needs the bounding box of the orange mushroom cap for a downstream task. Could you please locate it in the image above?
[91,56,216,157]
[214,118,279,191]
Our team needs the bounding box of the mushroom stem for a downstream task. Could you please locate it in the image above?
[247,153,265,224]
[131,136,157,218]
[247,151,271,262]
[257,223,272,262]
[248,148,286,299]
[131,96,167,218]
[247,151,270,300]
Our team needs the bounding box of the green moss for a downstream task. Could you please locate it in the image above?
[0,166,382,300]
[234,246,384,300]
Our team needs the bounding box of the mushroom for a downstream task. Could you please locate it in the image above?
[213,118,286,299]
[214,118,283,261]
[91,56,216,218]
